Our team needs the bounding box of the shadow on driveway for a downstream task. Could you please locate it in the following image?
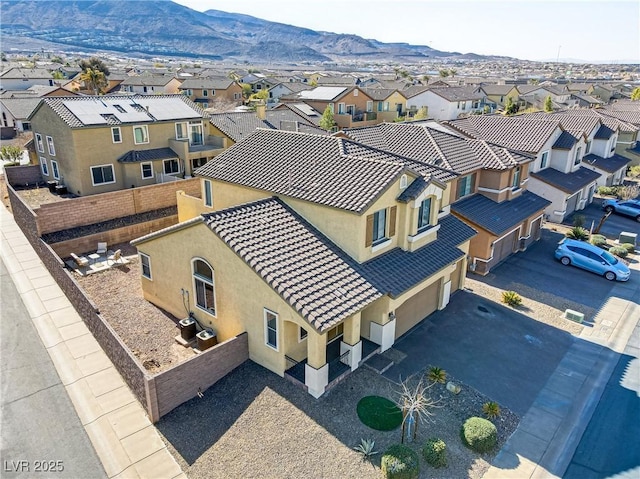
[384,290,575,416]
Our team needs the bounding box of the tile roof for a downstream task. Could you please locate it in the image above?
[479,84,516,96]
[117,147,178,163]
[208,111,271,142]
[0,97,40,119]
[344,122,531,176]
[204,198,382,332]
[178,78,236,90]
[359,214,476,298]
[594,124,615,139]
[34,95,205,128]
[401,85,430,99]
[531,166,601,194]
[397,177,431,202]
[427,86,485,102]
[553,130,578,150]
[597,109,640,128]
[361,87,402,101]
[195,129,409,213]
[522,111,601,134]
[120,76,179,87]
[582,153,630,173]
[446,115,562,153]
[451,191,551,236]
[0,67,53,79]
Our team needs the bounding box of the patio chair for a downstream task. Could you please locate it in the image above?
[107,249,123,265]
[96,242,108,255]
[70,252,89,268]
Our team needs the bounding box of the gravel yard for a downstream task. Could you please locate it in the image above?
[76,248,196,372]
[158,361,519,479]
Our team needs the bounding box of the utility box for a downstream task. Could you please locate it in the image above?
[179,317,196,341]
[196,329,217,351]
[619,232,637,247]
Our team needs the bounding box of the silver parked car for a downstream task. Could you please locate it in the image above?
[554,238,630,281]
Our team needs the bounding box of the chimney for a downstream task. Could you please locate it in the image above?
[256,101,266,120]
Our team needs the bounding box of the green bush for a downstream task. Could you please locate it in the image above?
[620,243,636,253]
[422,438,447,468]
[609,246,628,258]
[356,396,403,431]
[427,366,447,384]
[590,234,607,247]
[566,226,589,241]
[461,417,497,453]
[381,444,420,479]
[501,290,522,307]
[597,185,618,196]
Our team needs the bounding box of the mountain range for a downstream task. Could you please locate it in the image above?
[1,0,507,63]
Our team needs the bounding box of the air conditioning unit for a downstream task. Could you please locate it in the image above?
[619,232,637,247]
[179,317,197,341]
[196,329,218,351]
[563,309,584,323]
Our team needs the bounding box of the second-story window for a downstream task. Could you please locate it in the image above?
[133,125,149,144]
[46,136,55,156]
[111,127,122,143]
[512,166,521,189]
[418,198,432,231]
[176,122,188,140]
[456,173,476,200]
[574,146,582,166]
[373,209,387,244]
[204,179,213,207]
[586,140,592,154]
[202,89,208,97]
[35,133,44,153]
[540,151,549,169]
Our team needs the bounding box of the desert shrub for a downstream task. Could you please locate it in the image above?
[501,290,522,307]
[566,226,589,241]
[353,438,379,460]
[427,366,447,384]
[590,234,607,247]
[597,185,618,196]
[618,184,639,200]
[620,243,636,253]
[482,401,501,419]
[460,417,497,453]
[381,444,420,479]
[422,438,447,468]
[609,246,628,258]
[572,214,586,228]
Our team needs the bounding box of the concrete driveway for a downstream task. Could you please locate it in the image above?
[382,290,575,416]
[564,197,640,240]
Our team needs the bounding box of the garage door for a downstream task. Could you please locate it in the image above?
[395,281,439,338]
[487,229,518,272]
[565,193,580,216]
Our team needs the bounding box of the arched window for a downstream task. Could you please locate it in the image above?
[400,174,408,189]
[193,259,216,315]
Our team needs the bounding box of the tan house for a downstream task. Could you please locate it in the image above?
[343,122,550,275]
[177,77,243,108]
[132,129,475,398]
[361,88,408,121]
[28,95,225,196]
[477,84,519,109]
[120,75,182,95]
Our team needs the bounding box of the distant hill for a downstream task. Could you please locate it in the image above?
[1,0,504,63]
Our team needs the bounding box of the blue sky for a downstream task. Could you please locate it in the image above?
[173,0,639,63]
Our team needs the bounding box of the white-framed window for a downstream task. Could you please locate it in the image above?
[186,89,193,96]
[91,164,115,185]
[39,157,49,176]
[202,89,208,97]
[51,160,59,180]
[210,89,215,96]
[366,100,373,112]
[540,151,549,169]
[111,127,122,143]
[163,158,180,175]
[35,133,44,152]
[400,174,408,189]
[373,208,387,244]
[141,162,153,179]
[298,326,307,342]
[189,121,204,146]
[512,166,521,189]
[204,179,213,207]
[193,258,216,316]
[264,309,278,350]
[133,125,149,144]
[139,253,152,280]
[585,140,592,154]
[338,103,345,114]
[574,146,582,166]
[418,198,432,231]
[176,122,188,140]
[458,101,467,110]
[46,136,55,156]
[456,173,476,200]
[354,89,359,96]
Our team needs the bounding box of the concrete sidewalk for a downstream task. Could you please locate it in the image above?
[0,205,185,479]
[483,257,640,479]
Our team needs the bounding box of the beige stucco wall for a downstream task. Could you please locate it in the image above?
[176,189,216,222]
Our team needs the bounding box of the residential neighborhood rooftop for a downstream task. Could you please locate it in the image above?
[531,166,601,194]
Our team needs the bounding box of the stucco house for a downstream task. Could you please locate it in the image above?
[0,68,56,90]
[120,75,182,95]
[342,122,550,275]
[446,115,601,223]
[28,95,224,196]
[177,77,243,109]
[131,129,475,398]
[402,86,486,121]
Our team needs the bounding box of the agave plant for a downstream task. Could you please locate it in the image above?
[354,438,379,459]
[427,366,447,384]
[501,290,522,307]
[566,226,589,241]
[483,401,501,419]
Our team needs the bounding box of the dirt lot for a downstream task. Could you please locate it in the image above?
[76,251,196,372]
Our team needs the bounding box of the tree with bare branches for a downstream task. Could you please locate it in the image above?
[396,375,442,443]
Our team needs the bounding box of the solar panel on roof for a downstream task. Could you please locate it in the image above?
[294,103,318,116]
[134,98,200,121]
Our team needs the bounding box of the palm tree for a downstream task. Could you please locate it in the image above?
[80,68,107,95]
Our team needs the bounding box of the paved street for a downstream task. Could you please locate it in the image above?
[0,259,106,479]
[564,322,640,479]
[564,197,640,240]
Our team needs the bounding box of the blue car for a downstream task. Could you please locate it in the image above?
[555,238,630,281]
[602,198,640,222]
